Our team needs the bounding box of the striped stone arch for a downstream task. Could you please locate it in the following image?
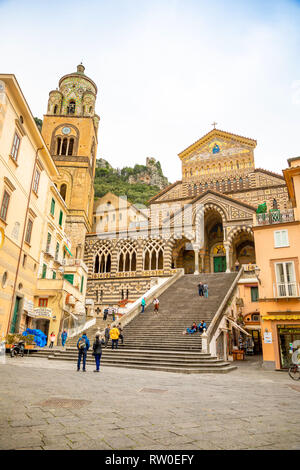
[227,225,253,246]
[203,203,227,223]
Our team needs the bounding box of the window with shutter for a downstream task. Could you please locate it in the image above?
[274,230,289,248]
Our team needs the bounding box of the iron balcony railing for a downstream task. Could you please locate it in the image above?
[273,282,299,298]
[256,209,294,226]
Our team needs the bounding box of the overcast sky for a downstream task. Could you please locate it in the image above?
[1,0,300,182]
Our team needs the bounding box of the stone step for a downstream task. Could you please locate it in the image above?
[45,355,237,374]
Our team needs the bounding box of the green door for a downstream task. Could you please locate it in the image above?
[214,256,226,273]
[10,296,21,333]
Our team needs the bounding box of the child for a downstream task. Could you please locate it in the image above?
[49,332,55,348]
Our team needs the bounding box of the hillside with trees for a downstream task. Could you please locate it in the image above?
[94,158,169,206]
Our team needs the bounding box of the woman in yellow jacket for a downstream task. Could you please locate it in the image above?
[109,325,120,350]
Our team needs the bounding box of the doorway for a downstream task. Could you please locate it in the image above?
[10,296,22,333]
[214,256,226,273]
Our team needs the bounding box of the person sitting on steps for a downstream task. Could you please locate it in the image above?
[186,322,197,334]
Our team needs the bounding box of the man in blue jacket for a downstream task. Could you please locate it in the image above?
[77,332,90,372]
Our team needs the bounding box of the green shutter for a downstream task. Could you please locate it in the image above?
[80,276,84,293]
[42,264,47,279]
[52,271,56,279]
[64,274,74,285]
[59,210,63,226]
[50,198,55,216]
[251,287,258,302]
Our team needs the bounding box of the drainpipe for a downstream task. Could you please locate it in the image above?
[6,146,44,335]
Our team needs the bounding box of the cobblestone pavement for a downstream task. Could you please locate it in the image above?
[0,356,299,450]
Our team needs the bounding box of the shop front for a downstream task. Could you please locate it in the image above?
[278,324,300,369]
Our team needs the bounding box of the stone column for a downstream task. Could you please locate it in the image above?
[225,243,231,273]
[136,239,144,274]
[194,249,199,275]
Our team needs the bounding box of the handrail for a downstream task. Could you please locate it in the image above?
[206,268,244,348]
[67,318,96,338]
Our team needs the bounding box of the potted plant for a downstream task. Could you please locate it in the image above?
[24,334,35,349]
[5,334,16,349]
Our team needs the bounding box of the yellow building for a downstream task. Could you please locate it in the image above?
[253,156,300,369]
[41,64,100,261]
[0,74,88,345]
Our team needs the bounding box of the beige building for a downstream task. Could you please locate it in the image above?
[253,156,300,369]
[0,74,88,344]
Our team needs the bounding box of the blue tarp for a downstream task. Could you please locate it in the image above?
[22,328,47,348]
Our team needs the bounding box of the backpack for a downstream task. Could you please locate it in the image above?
[78,337,86,350]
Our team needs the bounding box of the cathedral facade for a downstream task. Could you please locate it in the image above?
[84,128,289,308]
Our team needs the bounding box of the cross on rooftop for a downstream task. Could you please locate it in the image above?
[211,121,217,129]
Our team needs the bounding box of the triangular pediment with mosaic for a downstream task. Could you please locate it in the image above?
[178,129,257,163]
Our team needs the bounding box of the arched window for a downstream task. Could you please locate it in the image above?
[216,181,220,191]
[93,242,112,273]
[61,138,68,155]
[227,179,231,191]
[245,176,249,189]
[54,105,58,115]
[60,184,67,201]
[233,178,237,191]
[194,184,197,195]
[68,138,74,156]
[56,137,62,155]
[222,180,226,192]
[68,100,76,114]
[143,239,164,271]
[89,106,93,114]
[210,181,214,189]
[117,240,137,272]
[239,177,243,189]
[199,184,203,193]
[205,182,208,189]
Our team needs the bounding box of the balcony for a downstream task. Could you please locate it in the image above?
[256,209,294,226]
[61,258,88,273]
[273,282,299,298]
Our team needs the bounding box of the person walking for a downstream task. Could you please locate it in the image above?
[49,332,55,348]
[109,325,120,350]
[104,324,110,348]
[92,334,104,372]
[153,297,159,314]
[76,332,90,372]
[103,308,108,321]
[61,330,68,348]
[198,282,204,297]
[141,297,146,313]
[117,323,124,345]
[203,283,209,298]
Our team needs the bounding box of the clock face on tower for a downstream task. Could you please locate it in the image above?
[62,127,71,135]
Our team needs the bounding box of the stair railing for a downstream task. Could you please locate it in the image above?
[67,318,96,339]
[206,268,244,355]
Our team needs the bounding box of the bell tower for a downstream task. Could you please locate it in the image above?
[42,64,100,259]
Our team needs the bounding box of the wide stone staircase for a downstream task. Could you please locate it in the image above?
[31,273,239,373]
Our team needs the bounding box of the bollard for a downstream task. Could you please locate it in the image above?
[0,340,6,364]
[201,330,208,354]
